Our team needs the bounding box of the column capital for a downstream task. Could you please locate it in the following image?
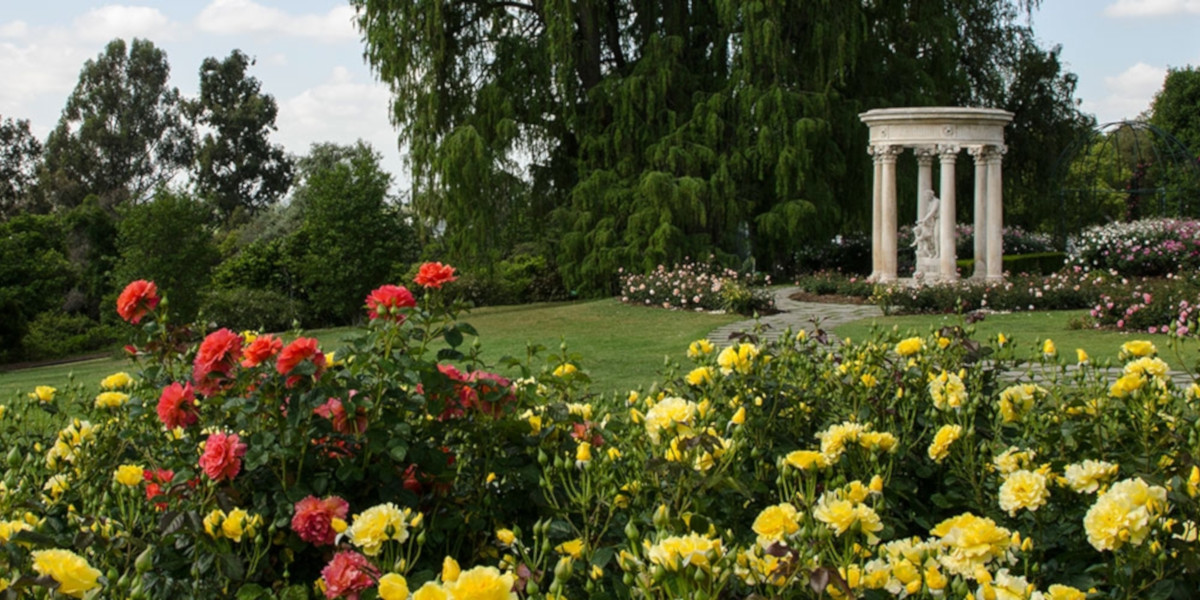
[869,144,904,160]
[987,144,1008,163]
[936,144,960,160]
[914,145,937,164]
[968,144,1007,162]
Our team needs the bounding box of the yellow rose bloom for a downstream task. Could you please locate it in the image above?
[784,449,828,470]
[553,363,578,377]
[1188,466,1200,498]
[928,425,962,463]
[1084,477,1168,552]
[643,396,696,443]
[32,549,101,598]
[813,493,858,536]
[1109,372,1146,398]
[378,573,410,600]
[444,566,517,600]
[1076,348,1089,364]
[1042,339,1057,357]
[1046,584,1088,600]
[1063,460,1118,494]
[575,441,593,466]
[998,384,1044,423]
[730,405,746,425]
[1120,340,1157,358]
[752,503,800,545]
[646,533,722,571]
[717,343,758,375]
[997,333,1008,347]
[937,336,951,349]
[113,464,144,487]
[0,520,31,543]
[347,503,409,556]
[94,391,129,408]
[998,470,1050,516]
[43,474,69,499]
[555,538,585,559]
[930,513,1011,576]
[816,421,866,461]
[441,556,461,583]
[858,431,897,452]
[496,528,515,546]
[221,508,260,542]
[30,385,56,403]
[100,372,133,390]
[413,581,449,600]
[685,366,715,386]
[992,447,1036,475]
[928,371,967,410]
[1124,356,1169,381]
[687,339,714,358]
[894,337,925,357]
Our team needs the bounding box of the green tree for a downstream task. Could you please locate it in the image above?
[0,214,73,361]
[114,189,219,322]
[187,49,294,226]
[293,141,418,324]
[41,38,192,210]
[0,115,43,219]
[1150,65,1200,155]
[353,0,1085,290]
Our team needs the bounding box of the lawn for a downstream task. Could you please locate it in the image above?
[0,299,743,404]
[834,308,1200,371]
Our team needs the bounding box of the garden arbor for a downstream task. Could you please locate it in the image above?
[860,107,1014,283]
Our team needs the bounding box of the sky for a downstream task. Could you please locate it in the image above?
[0,0,1198,192]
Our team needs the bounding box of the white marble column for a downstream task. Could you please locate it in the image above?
[870,146,883,281]
[879,145,902,282]
[915,146,936,222]
[937,144,959,281]
[969,146,989,279]
[986,145,1007,281]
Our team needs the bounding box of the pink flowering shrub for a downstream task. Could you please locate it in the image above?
[1067,218,1200,277]
[619,259,774,314]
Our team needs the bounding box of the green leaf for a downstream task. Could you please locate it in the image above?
[444,326,464,348]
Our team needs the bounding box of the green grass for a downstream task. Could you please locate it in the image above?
[0,299,742,403]
[835,309,1200,371]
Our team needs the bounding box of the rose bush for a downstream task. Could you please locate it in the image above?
[1,262,1199,598]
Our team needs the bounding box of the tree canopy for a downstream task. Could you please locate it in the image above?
[187,49,293,225]
[353,0,1089,293]
[41,38,193,211]
[1150,65,1200,156]
[0,116,43,219]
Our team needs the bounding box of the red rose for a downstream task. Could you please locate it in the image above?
[321,550,377,600]
[365,284,416,322]
[198,432,247,481]
[414,262,458,289]
[143,468,174,510]
[241,334,283,368]
[193,328,242,394]
[314,393,368,435]
[116,280,160,324]
[276,337,325,386]
[465,370,515,417]
[291,495,349,546]
[156,382,198,430]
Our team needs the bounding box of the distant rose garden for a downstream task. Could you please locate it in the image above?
[0,241,1196,599]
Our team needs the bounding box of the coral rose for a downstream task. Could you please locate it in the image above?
[292,495,350,546]
[414,262,457,289]
[365,284,416,322]
[116,279,160,324]
[156,382,198,430]
[315,394,369,435]
[277,337,325,386]
[241,334,283,368]
[199,432,247,481]
[321,550,378,600]
[193,328,243,394]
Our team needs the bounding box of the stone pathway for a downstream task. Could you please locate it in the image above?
[707,287,882,344]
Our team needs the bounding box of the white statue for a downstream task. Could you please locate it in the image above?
[912,190,939,259]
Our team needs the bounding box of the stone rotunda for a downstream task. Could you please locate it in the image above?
[859,107,1014,283]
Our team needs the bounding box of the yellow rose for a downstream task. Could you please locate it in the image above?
[94,391,129,409]
[1042,339,1056,357]
[895,337,925,356]
[113,464,144,487]
[32,549,101,598]
[413,581,449,600]
[998,470,1050,516]
[29,386,56,403]
[443,566,516,600]
[730,406,746,426]
[555,538,585,559]
[553,363,578,377]
[575,441,593,465]
[378,573,410,600]
[441,556,461,583]
[685,366,714,386]
[100,372,133,390]
[752,503,800,544]
[348,503,409,556]
[687,339,714,358]
[496,528,516,546]
[1076,348,1089,364]
[928,424,962,463]
[1120,340,1157,358]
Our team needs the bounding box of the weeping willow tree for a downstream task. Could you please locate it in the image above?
[352,0,1084,293]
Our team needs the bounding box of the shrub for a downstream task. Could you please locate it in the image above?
[619,260,774,314]
[200,287,304,332]
[795,271,875,299]
[958,252,1068,276]
[20,310,119,360]
[1067,217,1200,277]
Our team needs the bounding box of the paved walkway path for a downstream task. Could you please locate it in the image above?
[707,286,882,344]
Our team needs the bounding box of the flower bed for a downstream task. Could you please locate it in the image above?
[1067,218,1200,277]
[3,269,1200,599]
[619,260,774,314]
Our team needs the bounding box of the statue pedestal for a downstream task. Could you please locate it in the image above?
[914,256,940,281]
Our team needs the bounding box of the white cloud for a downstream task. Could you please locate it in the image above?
[72,5,178,43]
[0,21,29,38]
[1104,0,1200,17]
[195,0,357,43]
[275,66,404,179]
[1085,62,1167,122]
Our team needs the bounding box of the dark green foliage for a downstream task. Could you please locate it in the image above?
[1151,66,1200,155]
[41,38,192,210]
[20,310,119,361]
[61,196,119,320]
[200,287,302,333]
[0,214,74,361]
[0,115,43,219]
[291,142,418,324]
[187,49,294,225]
[114,189,218,322]
[957,252,1066,276]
